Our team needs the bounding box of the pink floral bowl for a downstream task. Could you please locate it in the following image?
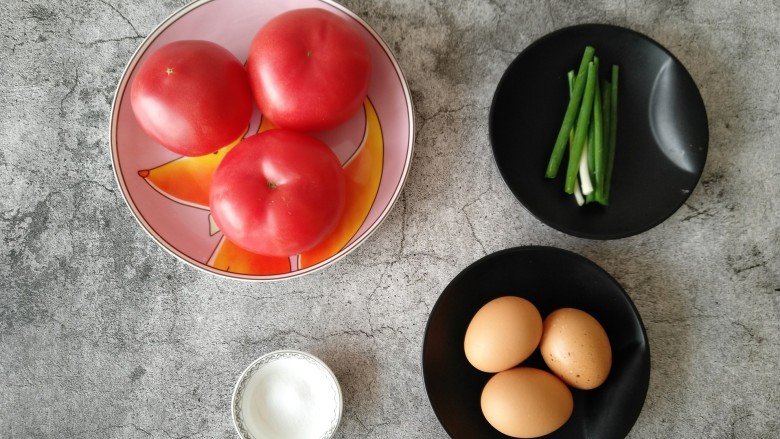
[110,0,414,280]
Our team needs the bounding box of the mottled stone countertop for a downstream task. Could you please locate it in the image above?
[2,0,779,438]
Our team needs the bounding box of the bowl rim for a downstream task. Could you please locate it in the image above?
[231,349,344,439]
[109,0,415,281]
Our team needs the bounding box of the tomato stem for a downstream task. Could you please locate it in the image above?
[306,50,312,58]
[267,181,278,189]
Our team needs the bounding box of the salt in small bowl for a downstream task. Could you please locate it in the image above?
[232,350,343,439]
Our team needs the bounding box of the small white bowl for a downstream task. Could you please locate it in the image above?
[232,350,343,439]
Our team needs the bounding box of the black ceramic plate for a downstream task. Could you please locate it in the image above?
[489,24,708,239]
[422,246,650,439]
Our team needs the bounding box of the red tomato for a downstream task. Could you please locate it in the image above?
[130,40,252,156]
[209,130,346,257]
[246,8,372,132]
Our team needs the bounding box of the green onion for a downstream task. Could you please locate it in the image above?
[566,70,576,187]
[564,61,597,194]
[567,69,587,207]
[579,135,594,195]
[596,80,611,205]
[592,71,604,202]
[545,46,596,179]
[602,65,619,204]
[545,47,619,207]
[584,128,596,203]
[567,70,575,96]
[586,57,599,187]
[586,108,596,183]
[573,179,585,206]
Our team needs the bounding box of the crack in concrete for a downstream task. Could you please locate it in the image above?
[97,0,142,38]
[733,262,765,274]
[85,35,144,47]
[58,70,79,121]
[729,409,753,439]
[460,187,492,256]
[647,313,726,325]
[24,5,56,22]
[731,320,765,344]
[418,103,484,124]
[681,202,715,222]
[398,191,409,260]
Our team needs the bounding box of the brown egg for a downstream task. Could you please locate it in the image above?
[481,367,574,438]
[464,296,543,373]
[540,308,612,390]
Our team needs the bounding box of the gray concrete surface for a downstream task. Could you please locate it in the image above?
[2,0,779,438]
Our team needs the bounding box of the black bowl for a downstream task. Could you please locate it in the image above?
[489,24,708,239]
[422,246,650,439]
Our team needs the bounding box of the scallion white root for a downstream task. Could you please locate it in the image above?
[573,179,585,206]
[578,140,594,195]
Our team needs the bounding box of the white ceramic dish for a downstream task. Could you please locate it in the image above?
[232,350,343,439]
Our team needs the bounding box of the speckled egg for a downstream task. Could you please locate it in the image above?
[540,308,612,390]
